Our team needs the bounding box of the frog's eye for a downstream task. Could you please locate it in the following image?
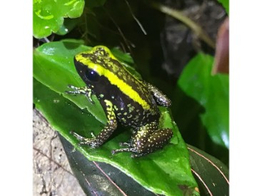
[85,68,99,82]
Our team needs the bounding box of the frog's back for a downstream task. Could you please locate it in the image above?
[75,46,160,127]
[98,58,160,127]
[98,53,161,127]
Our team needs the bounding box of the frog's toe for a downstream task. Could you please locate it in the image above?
[70,131,101,148]
[131,152,147,158]
[119,141,132,147]
[112,149,148,158]
[111,149,118,155]
[111,147,135,155]
[88,141,100,148]
[78,140,99,148]
[81,138,101,147]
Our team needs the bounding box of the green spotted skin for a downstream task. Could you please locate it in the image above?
[67,46,173,157]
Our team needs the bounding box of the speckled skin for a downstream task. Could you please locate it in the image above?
[67,46,173,157]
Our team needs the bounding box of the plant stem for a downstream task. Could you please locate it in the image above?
[150,2,216,49]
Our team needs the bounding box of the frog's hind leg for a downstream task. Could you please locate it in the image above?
[147,83,171,107]
[71,99,118,148]
[112,123,173,158]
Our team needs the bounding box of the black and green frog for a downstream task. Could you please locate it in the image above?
[67,46,173,157]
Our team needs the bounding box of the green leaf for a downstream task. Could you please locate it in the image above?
[33,79,199,196]
[56,18,80,35]
[33,39,141,124]
[33,39,107,124]
[177,53,229,149]
[218,0,229,14]
[33,0,85,38]
[188,145,229,195]
[59,134,162,196]
[33,40,199,196]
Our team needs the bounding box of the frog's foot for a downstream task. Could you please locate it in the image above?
[112,147,138,157]
[119,141,132,147]
[112,147,149,158]
[66,85,87,94]
[66,85,94,104]
[112,128,173,158]
[111,142,133,155]
[70,131,101,148]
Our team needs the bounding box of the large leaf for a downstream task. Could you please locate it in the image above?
[33,39,107,124]
[33,79,198,196]
[177,53,229,149]
[60,133,229,195]
[33,39,135,124]
[59,133,161,196]
[188,145,229,196]
[33,0,85,38]
[33,40,199,195]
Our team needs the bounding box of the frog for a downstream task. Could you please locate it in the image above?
[66,46,173,157]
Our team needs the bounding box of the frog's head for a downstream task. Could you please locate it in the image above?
[74,46,123,96]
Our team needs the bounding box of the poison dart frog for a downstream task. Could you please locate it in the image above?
[67,46,173,157]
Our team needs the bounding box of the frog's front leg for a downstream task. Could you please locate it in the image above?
[112,122,173,158]
[66,85,94,104]
[71,99,117,148]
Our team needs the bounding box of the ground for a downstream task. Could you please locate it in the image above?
[33,110,85,196]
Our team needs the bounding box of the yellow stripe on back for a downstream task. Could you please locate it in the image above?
[75,52,151,110]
